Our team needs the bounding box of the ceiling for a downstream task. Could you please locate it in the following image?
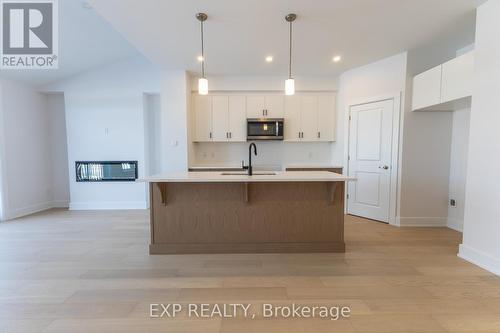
[89,0,483,77]
[0,0,141,86]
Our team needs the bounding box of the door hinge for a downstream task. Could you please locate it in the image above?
[348,155,350,161]
[347,194,350,199]
[349,115,352,121]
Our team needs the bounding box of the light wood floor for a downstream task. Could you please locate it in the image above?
[1,209,499,333]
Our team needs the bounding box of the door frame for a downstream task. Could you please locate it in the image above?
[343,92,402,226]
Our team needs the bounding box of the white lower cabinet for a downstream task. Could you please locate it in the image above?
[284,93,336,142]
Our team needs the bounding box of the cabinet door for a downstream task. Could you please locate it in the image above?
[194,95,212,141]
[228,96,247,141]
[412,65,442,111]
[284,95,301,141]
[246,96,265,118]
[265,95,284,118]
[441,51,474,103]
[317,93,336,141]
[300,95,319,141]
[211,96,229,142]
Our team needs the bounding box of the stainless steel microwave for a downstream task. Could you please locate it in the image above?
[247,118,284,140]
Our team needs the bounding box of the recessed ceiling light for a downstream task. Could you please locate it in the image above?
[332,55,342,62]
[265,56,273,63]
[197,55,204,62]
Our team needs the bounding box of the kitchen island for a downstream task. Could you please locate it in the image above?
[143,171,353,254]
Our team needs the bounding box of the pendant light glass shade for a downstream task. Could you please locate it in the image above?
[285,78,295,96]
[196,13,208,95]
[285,14,297,96]
[198,77,208,95]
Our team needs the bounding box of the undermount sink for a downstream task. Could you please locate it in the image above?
[220,172,276,176]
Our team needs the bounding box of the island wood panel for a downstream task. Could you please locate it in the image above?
[149,181,345,254]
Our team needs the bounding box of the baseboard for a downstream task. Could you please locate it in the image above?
[397,216,447,227]
[5,201,61,220]
[458,244,500,276]
[69,201,147,210]
[447,217,463,232]
[51,200,69,208]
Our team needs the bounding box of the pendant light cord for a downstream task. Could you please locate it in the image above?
[200,20,205,78]
[289,20,292,79]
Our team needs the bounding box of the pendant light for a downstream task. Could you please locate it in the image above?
[285,13,297,95]
[196,13,208,95]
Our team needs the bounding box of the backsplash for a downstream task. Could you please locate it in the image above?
[192,141,335,169]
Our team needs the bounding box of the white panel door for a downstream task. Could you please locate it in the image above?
[317,93,336,141]
[412,65,442,111]
[284,95,301,141]
[441,51,474,103]
[300,95,319,141]
[265,95,284,118]
[194,95,212,142]
[228,95,246,141]
[246,96,265,118]
[211,96,229,141]
[348,99,394,222]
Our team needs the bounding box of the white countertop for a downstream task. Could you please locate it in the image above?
[141,171,354,183]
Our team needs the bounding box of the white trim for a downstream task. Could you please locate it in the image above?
[4,201,62,220]
[344,92,402,227]
[69,201,147,210]
[397,216,447,227]
[447,217,463,232]
[458,244,500,276]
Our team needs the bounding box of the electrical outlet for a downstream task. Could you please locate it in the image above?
[450,199,456,207]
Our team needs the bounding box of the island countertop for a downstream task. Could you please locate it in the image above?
[140,171,354,183]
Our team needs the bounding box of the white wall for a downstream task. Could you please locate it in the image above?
[398,29,477,227]
[459,0,500,275]
[0,79,54,219]
[160,71,190,172]
[47,93,70,207]
[144,93,162,176]
[447,108,470,232]
[43,58,161,210]
[337,53,407,167]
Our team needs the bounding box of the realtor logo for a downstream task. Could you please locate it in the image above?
[1,0,58,69]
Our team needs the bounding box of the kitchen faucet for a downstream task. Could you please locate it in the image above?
[242,143,257,176]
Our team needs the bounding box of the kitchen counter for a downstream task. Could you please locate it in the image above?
[141,171,352,183]
[144,171,353,255]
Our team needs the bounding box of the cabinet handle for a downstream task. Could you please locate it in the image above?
[229,132,232,139]
[298,132,301,139]
[209,132,212,139]
[318,131,321,138]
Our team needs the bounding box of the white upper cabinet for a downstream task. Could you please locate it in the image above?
[264,95,284,118]
[211,96,229,142]
[284,95,301,141]
[284,93,336,142]
[194,95,212,141]
[318,93,336,141]
[194,95,247,142]
[412,65,442,111]
[246,95,284,118]
[227,96,246,141]
[194,93,335,143]
[300,95,319,141]
[246,96,265,118]
[441,51,474,103]
[412,51,474,111]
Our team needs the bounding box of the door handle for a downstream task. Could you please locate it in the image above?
[379,165,389,170]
